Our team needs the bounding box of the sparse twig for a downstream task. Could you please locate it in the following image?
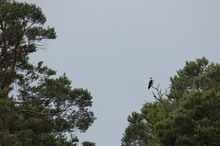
[152,84,170,102]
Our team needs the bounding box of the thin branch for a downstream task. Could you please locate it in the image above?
[56,103,75,116]
[19,109,45,117]
[17,109,55,127]
[30,132,55,146]
[151,84,170,102]
[15,98,48,104]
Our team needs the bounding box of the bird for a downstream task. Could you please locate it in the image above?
[148,77,153,89]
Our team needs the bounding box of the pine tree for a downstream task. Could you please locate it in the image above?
[122,57,220,146]
[0,1,95,145]
[158,57,220,146]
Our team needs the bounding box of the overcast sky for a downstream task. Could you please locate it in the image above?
[18,0,220,145]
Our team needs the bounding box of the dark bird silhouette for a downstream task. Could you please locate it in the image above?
[148,77,153,89]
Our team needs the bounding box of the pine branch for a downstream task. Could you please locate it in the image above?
[30,132,55,146]
[19,109,45,117]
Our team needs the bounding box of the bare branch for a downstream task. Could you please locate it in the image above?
[151,84,170,102]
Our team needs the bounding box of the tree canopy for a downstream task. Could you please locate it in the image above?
[0,0,95,145]
[122,57,220,146]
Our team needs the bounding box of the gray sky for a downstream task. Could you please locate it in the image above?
[18,0,220,145]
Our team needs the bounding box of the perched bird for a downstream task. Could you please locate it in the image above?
[148,77,153,89]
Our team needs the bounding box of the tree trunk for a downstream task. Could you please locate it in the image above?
[2,112,9,134]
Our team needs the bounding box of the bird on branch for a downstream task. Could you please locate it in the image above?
[148,77,153,89]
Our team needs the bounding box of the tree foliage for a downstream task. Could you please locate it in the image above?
[81,141,96,146]
[122,57,220,146]
[0,1,95,145]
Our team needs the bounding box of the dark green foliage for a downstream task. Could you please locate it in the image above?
[0,0,95,145]
[159,57,220,145]
[122,112,148,146]
[122,57,220,146]
[158,89,220,146]
[122,102,165,146]
[168,57,209,101]
[82,141,96,146]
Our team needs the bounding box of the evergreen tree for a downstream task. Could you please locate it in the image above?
[122,57,220,146]
[158,57,220,146]
[121,99,168,146]
[0,1,95,145]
